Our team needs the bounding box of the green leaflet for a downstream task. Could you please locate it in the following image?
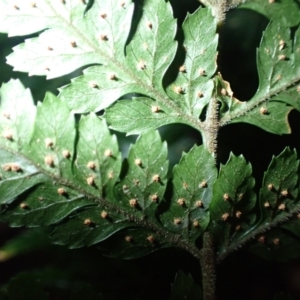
[209,154,256,254]
[50,206,132,248]
[0,148,45,205]
[73,114,122,198]
[240,0,300,27]
[0,79,131,248]
[1,185,92,227]
[97,228,170,259]
[0,79,36,151]
[58,0,180,113]
[58,66,145,113]
[114,130,169,219]
[106,6,218,135]
[219,17,300,136]
[230,101,293,135]
[165,6,217,118]
[125,0,177,94]
[215,148,300,262]
[160,145,217,241]
[247,217,300,262]
[247,227,300,262]
[259,148,299,223]
[104,97,183,135]
[2,0,134,79]
[254,20,298,102]
[22,92,76,179]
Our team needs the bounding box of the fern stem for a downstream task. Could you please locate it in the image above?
[201,232,216,300]
[202,97,219,158]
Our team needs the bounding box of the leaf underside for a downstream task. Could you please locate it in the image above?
[0,0,300,264]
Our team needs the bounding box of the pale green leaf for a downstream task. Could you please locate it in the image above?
[58,0,180,114]
[125,0,177,93]
[2,0,134,79]
[0,148,45,205]
[58,66,145,113]
[230,101,293,135]
[72,114,122,198]
[21,92,76,180]
[0,79,36,151]
[240,0,300,27]
[165,7,217,118]
[104,97,183,135]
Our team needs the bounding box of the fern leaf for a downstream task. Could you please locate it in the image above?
[104,97,183,135]
[0,79,130,248]
[0,79,36,150]
[125,0,177,93]
[165,6,218,118]
[240,0,300,27]
[160,146,217,241]
[209,154,256,255]
[105,5,218,135]
[2,0,134,78]
[216,148,300,261]
[259,148,299,223]
[114,130,168,219]
[219,16,300,137]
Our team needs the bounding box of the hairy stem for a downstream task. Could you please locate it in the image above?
[201,232,216,300]
[202,97,219,158]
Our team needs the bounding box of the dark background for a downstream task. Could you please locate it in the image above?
[1,0,300,299]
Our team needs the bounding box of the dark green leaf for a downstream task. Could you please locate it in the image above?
[50,206,132,248]
[220,19,300,133]
[170,271,202,300]
[248,227,300,262]
[160,145,217,240]
[98,228,170,259]
[114,130,168,219]
[259,147,299,223]
[209,153,256,253]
